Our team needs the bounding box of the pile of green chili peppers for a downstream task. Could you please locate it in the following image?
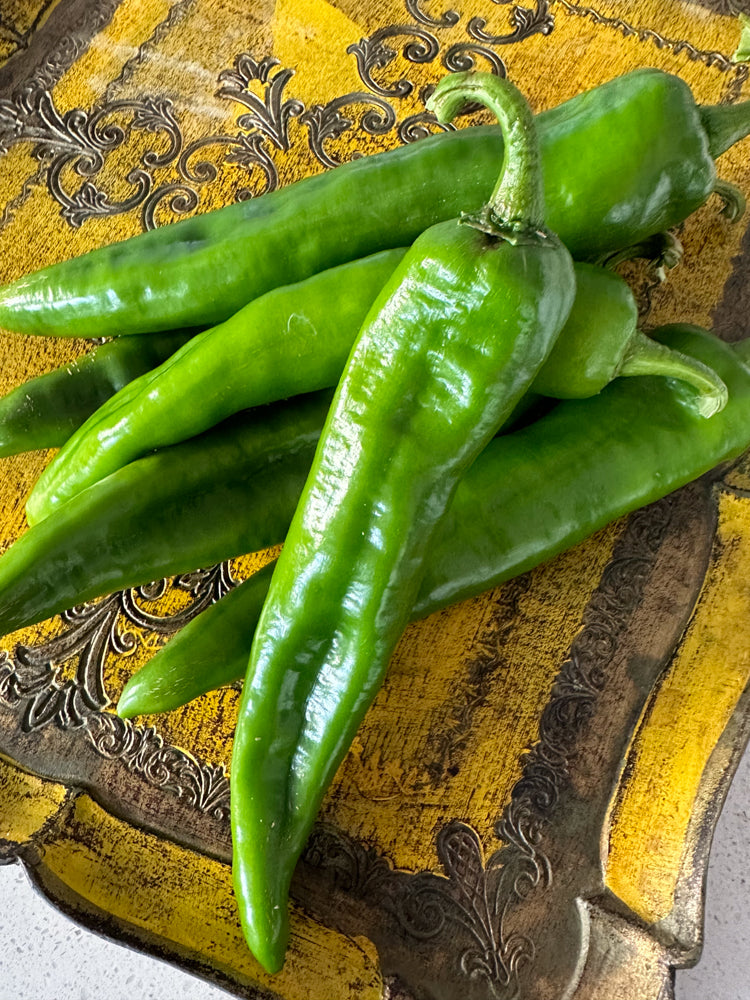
[0,66,750,974]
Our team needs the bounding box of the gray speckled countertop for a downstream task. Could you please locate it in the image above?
[1,747,748,999]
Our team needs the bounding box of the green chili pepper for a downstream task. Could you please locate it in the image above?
[24,249,407,524]
[0,330,195,457]
[0,326,742,704]
[0,304,729,652]
[25,254,725,524]
[117,326,750,719]
[0,291,727,641]
[0,69,746,338]
[230,71,578,973]
[0,392,331,637]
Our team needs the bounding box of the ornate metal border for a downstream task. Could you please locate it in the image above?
[299,495,676,999]
[0,564,237,732]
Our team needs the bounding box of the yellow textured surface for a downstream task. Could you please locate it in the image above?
[319,518,625,870]
[606,491,750,923]
[39,794,383,1000]
[0,0,748,993]
[272,0,364,102]
[0,754,67,846]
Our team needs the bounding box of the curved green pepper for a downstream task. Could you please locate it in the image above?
[25,256,725,524]
[231,71,577,972]
[0,392,330,637]
[0,292,727,639]
[117,326,750,719]
[0,330,194,457]
[0,327,743,701]
[0,69,746,337]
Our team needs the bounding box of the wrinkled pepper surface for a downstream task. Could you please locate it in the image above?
[231,71,577,972]
[117,327,750,718]
[25,257,725,523]
[0,69,747,337]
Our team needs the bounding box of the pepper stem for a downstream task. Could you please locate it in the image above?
[597,231,683,281]
[700,99,750,159]
[714,178,746,222]
[426,71,545,236]
[619,329,728,418]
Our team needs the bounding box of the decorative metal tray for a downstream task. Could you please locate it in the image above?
[1,1,749,997]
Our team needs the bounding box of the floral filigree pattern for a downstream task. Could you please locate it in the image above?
[87,713,230,819]
[0,564,236,732]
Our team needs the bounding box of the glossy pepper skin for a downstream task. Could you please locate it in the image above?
[118,326,750,719]
[25,249,408,523]
[0,392,332,635]
[230,71,576,973]
[0,326,740,699]
[0,330,194,457]
[26,257,725,524]
[0,69,747,337]
[0,286,728,639]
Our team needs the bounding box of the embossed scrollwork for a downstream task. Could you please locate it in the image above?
[347,26,440,99]
[224,132,280,198]
[88,714,230,819]
[216,53,304,152]
[404,0,460,29]
[300,93,397,169]
[132,97,183,168]
[0,563,237,732]
[0,83,184,228]
[141,183,200,231]
[398,821,535,992]
[468,0,554,46]
[397,112,454,144]
[443,42,508,76]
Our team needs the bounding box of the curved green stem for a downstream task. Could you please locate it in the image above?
[619,329,728,418]
[700,98,750,159]
[426,71,545,234]
[714,178,746,222]
[597,231,683,278]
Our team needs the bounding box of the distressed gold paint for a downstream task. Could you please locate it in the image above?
[272,0,364,104]
[318,518,626,871]
[721,452,750,494]
[53,0,173,110]
[38,794,383,999]
[605,491,750,923]
[0,0,748,991]
[0,754,67,846]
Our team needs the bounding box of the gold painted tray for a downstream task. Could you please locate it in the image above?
[1,1,749,997]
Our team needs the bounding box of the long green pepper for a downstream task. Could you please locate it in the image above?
[116,327,750,718]
[0,330,194,457]
[25,254,726,523]
[0,329,741,708]
[0,301,728,653]
[0,290,728,642]
[231,72,577,973]
[0,69,747,337]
